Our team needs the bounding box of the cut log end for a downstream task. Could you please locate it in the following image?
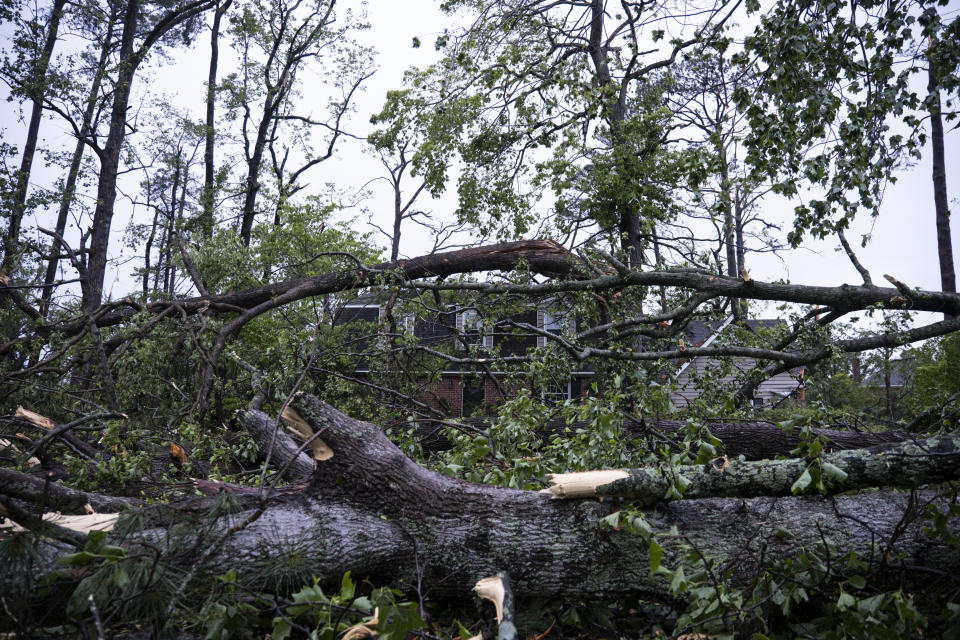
[341,607,378,640]
[0,512,119,535]
[540,470,630,499]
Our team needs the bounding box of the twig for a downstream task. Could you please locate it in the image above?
[88,595,106,640]
[837,229,873,286]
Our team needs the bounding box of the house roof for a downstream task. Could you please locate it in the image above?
[684,318,785,346]
[862,357,915,388]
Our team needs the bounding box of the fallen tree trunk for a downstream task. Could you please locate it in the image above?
[3,394,957,609]
[192,395,957,599]
[421,417,911,460]
[541,434,960,502]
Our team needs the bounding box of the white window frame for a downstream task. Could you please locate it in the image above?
[398,313,415,336]
[457,309,493,350]
[537,305,575,348]
[541,379,572,405]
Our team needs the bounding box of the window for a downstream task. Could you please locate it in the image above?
[457,309,491,349]
[751,396,764,408]
[462,379,486,417]
[538,307,574,347]
[398,313,415,336]
[541,380,571,405]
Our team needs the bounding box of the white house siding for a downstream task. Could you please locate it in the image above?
[671,356,801,408]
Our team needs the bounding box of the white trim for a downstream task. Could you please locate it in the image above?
[457,309,492,350]
[541,379,572,404]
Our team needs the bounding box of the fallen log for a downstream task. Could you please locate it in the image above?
[419,417,912,461]
[541,434,960,502]
[200,395,957,599]
[2,394,957,613]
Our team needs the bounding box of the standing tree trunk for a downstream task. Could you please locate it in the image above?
[201,0,233,239]
[734,186,747,317]
[39,3,118,317]
[928,42,956,318]
[84,0,218,311]
[84,0,143,312]
[3,0,66,274]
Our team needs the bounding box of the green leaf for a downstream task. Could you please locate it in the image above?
[648,540,663,575]
[848,575,867,589]
[600,512,621,529]
[837,591,856,611]
[791,468,813,494]
[100,544,126,559]
[339,571,356,601]
[670,564,687,594]
[821,462,848,483]
[271,617,292,640]
[61,551,96,567]
[85,529,108,552]
[114,566,130,590]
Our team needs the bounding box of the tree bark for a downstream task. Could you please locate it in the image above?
[928,46,956,316]
[83,0,219,311]
[3,394,958,605]
[84,0,143,312]
[543,433,960,503]
[35,239,960,338]
[201,0,233,240]
[39,2,118,318]
[210,396,956,599]
[2,0,66,274]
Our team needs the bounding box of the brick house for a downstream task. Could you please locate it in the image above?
[334,293,593,416]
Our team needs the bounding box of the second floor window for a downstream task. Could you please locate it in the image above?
[539,308,573,347]
[458,309,490,349]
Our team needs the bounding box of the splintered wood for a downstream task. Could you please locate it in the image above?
[281,406,334,461]
[539,470,630,499]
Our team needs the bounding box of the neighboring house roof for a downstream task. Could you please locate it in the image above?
[672,316,801,408]
[683,318,786,346]
[862,357,915,388]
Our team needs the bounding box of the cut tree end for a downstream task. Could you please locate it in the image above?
[341,607,378,640]
[540,470,630,499]
[0,512,119,535]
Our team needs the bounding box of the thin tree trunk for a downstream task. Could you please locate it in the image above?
[84,0,142,311]
[201,0,233,239]
[40,5,118,317]
[2,0,66,274]
[928,46,956,318]
[143,207,161,296]
[239,104,276,247]
[84,0,219,309]
[734,186,747,318]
